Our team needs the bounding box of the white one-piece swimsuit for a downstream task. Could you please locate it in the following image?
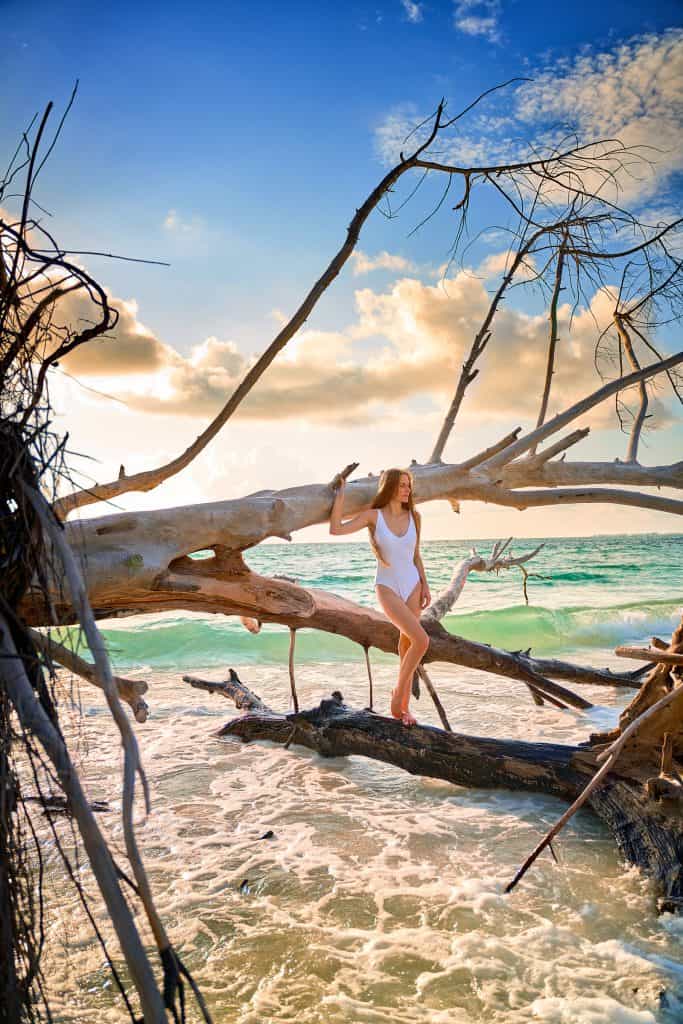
[373,507,421,601]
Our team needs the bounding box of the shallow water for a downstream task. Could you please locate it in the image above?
[56,533,683,669]
[36,535,683,1022]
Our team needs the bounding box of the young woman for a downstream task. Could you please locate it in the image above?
[329,468,431,727]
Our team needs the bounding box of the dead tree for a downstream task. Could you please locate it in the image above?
[1,90,207,1024]
[2,82,683,1023]
[199,651,681,911]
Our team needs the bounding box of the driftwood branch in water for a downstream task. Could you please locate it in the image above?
[28,627,149,722]
[22,524,645,711]
[22,553,598,711]
[416,664,452,730]
[421,538,552,707]
[422,538,545,624]
[202,671,683,912]
[601,617,683,759]
[615,646,683,667]
[506,619,683,894]
[515,654,645,688]
[183,669,267,711]
[506,682,683,894]
[0,613,167,1020]
[20,482,189,994]
[288,627,299,713]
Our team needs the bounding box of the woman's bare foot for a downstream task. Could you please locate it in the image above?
[391,688,417,726]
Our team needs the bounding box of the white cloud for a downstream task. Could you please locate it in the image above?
[163,208,205,234]
[52,268,677,438]
[376,29,683,204]
[268,308,292,329]
[351,249,417,275]
[453,0,501,43]
[374,101,493,167]
[514,30,683,202]
[401,0,423,23]
[476,250,537,281]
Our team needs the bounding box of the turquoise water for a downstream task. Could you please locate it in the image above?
[42,533,683,1023]
[73,533,683,671]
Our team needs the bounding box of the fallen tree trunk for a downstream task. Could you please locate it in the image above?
[21,555,640,712]
[204,676,683,913]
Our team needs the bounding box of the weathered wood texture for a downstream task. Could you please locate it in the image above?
[215,686,683,912]
[21,536,641,707]
[593,617,683,763]
[29,628,149,721]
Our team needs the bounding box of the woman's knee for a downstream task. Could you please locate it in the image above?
[417,627,430,653]
[409,627,429,654]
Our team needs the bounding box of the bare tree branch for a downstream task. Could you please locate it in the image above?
[530,233,567,453]
[482,352,683,470]
[28,627,149,722]
[614,314,649,463]
[0,614,167,1023]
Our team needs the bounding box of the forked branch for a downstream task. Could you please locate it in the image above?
[423,539,545,623]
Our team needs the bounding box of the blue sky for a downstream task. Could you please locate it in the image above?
[2,1,682,538]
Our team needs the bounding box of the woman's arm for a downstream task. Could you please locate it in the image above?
[329,479,375,535]
[413,515,431,609]
[414,549,428,586]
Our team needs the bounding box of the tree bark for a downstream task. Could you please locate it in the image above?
[29,628,149,721]
[614,314,648,463]
[212,682,683,912]
[22,555,644,708]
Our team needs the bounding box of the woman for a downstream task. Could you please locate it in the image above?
[329,468,431,727]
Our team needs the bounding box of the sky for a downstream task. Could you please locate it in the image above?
[2,0,683,543]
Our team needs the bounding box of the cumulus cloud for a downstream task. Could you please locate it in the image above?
[515,31,683,200]
[376,29,683,203]
[476,250,537,281]
[269,308,290,326]
[375,103,492,167]
[51,269,675,435]
[44,289,178,377]
[351,250,417,275]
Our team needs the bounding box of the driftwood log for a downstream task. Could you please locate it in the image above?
[5,86,683,1020]
[185,670,683,913]
[22,550,642,706]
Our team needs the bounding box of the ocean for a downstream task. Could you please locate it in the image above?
[41,533,683,1023]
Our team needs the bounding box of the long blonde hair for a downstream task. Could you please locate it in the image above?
[367,467,421,568]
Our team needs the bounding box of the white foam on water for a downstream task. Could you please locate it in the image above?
[529,997,657,1023]
[35,660,683,1023]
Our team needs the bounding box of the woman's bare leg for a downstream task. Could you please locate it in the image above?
[396,632,413,722]
[399,584,424,724]
[398,631,410,673]
[376,581,428,726]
